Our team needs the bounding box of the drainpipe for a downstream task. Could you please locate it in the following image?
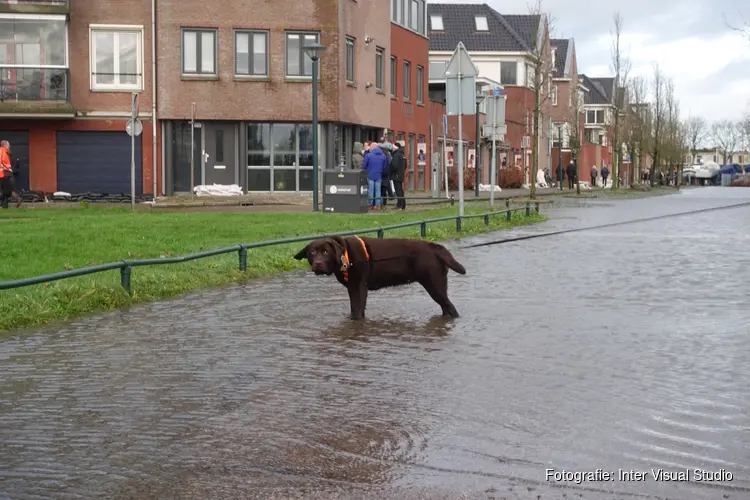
[151,0,158,197]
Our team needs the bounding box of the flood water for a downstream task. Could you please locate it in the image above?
[1,187,749,499]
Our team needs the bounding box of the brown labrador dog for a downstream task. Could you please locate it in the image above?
[294,236,466,320]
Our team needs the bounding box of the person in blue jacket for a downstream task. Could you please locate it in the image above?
[362,142,387,211]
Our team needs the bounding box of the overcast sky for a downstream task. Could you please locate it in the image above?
[430,0,750,122]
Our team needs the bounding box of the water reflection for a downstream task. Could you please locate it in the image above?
[1,187,750,499]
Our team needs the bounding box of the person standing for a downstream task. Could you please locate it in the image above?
[362,142,387,211]
[0,140,21,208]
[566,160,576,190]
[379,139,393,206]
[590,165,598,188]
[352,141,364,170]
[601,164,610,188]
[390,141,406,210]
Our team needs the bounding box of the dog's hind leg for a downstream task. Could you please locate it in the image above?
[420,271,459,318]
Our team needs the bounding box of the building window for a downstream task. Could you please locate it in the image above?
[375,47,385,91]
[247,123,315,192]
[181,28,217,76]
[402,61,410,101]
[390,56,397,97]
[90,26,143,90]
[416,65,423,104]
[285,31,320,78]
[234,30,268,76]
[417,0,425,34]
[410,0,419,31]
[475,15,488,31]
[430,14,443,30]
[429,61,446,79]
[551,85,557,105]
[586,109,605,124]
[345,37,355,83]
[500,61,516,85]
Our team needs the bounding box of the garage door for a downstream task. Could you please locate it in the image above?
[0,130,30,192]
[56,131,143,195]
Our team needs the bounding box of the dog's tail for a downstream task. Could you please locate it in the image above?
[430,243,466,274]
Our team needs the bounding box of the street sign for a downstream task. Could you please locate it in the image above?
[125,119,143,136]
[131,93,139,119]
[521,136,531,148]
[483,124,507,137]
[443,41,478,78]
[442,114,448,137]
[491,88,504,96]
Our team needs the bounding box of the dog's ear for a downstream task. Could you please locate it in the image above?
[293,242,312,260]
[329,236,347,262]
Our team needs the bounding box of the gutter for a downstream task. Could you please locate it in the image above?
[151,0,158,196]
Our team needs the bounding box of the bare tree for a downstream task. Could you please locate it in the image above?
[684,116,707,163]
[723,12,750,42]
[710,119,741,164]
[527,0,555,199]
[649,63,666,185]
[662,80,686,188]
[625,76,650,184]
[567,82,584,194]
[609,12,631,189]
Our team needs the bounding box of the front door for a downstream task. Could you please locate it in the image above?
[204,122,237,186]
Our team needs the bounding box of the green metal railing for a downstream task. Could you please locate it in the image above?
[0,202,541,294]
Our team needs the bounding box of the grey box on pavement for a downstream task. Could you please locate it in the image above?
[323,169,369,213]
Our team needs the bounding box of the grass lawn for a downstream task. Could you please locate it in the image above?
[0,202,545,333]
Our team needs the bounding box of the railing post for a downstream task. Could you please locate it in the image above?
[484,214,489,225]
[505,198,510,210]
[377,228,384,238]
[525,202,530,216]
[238,246,247,271]
[450,195,455,206]
[420,221,427,237]
[535,202,540,213]
[456,216,462,232]
[506,209,511,221]
[120,263,132,295]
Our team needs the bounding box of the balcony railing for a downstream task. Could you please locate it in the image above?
[0,67,70,102]
[0,0,69,14]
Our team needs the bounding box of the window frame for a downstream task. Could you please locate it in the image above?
[430,14,443,30]
[89,24,144,91]
[416,64,423,104]
[375,47,385,91]
[180,28,218,77]
[500,61,517,85]
[233,29,269,78]
[285,31,321,79]
[390,55,397,98]
[345,36,355,84]
[402,60,410,101]
[475,15,488,31]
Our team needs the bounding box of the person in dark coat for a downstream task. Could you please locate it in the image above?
[566,160,577,190]
[590,165,598,187]
[379,139,393,206]
[601,164,610,187]
[556,163,565,189]
[390,142,406,210]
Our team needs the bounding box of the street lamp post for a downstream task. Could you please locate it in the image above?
[304,41,327,212]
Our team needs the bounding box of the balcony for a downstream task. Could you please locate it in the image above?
[0,12,73,116]
[0,0,69,15]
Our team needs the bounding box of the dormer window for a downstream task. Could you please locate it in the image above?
[430,14,443,30]
[475,15,488,31]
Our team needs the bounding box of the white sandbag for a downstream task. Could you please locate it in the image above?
[193,184,244,197]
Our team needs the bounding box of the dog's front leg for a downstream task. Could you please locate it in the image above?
[347,282,368,320]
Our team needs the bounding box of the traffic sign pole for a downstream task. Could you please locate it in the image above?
[490,93,497,207]
[130,93,138,211]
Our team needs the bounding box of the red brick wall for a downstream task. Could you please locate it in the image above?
[1,120,159,194]
[69,0,155,114]
[390,23,429,189]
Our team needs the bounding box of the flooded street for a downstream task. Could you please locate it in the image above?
[1,187,749,499]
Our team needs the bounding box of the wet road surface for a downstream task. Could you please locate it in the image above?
[1,187,749,499]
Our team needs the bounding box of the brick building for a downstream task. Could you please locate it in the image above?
[426,3,553,187]
[549,38,585,176]
[578,74,618,185]
[0,0,159,196]
[158,0,391,194]
[389,0,429,191]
